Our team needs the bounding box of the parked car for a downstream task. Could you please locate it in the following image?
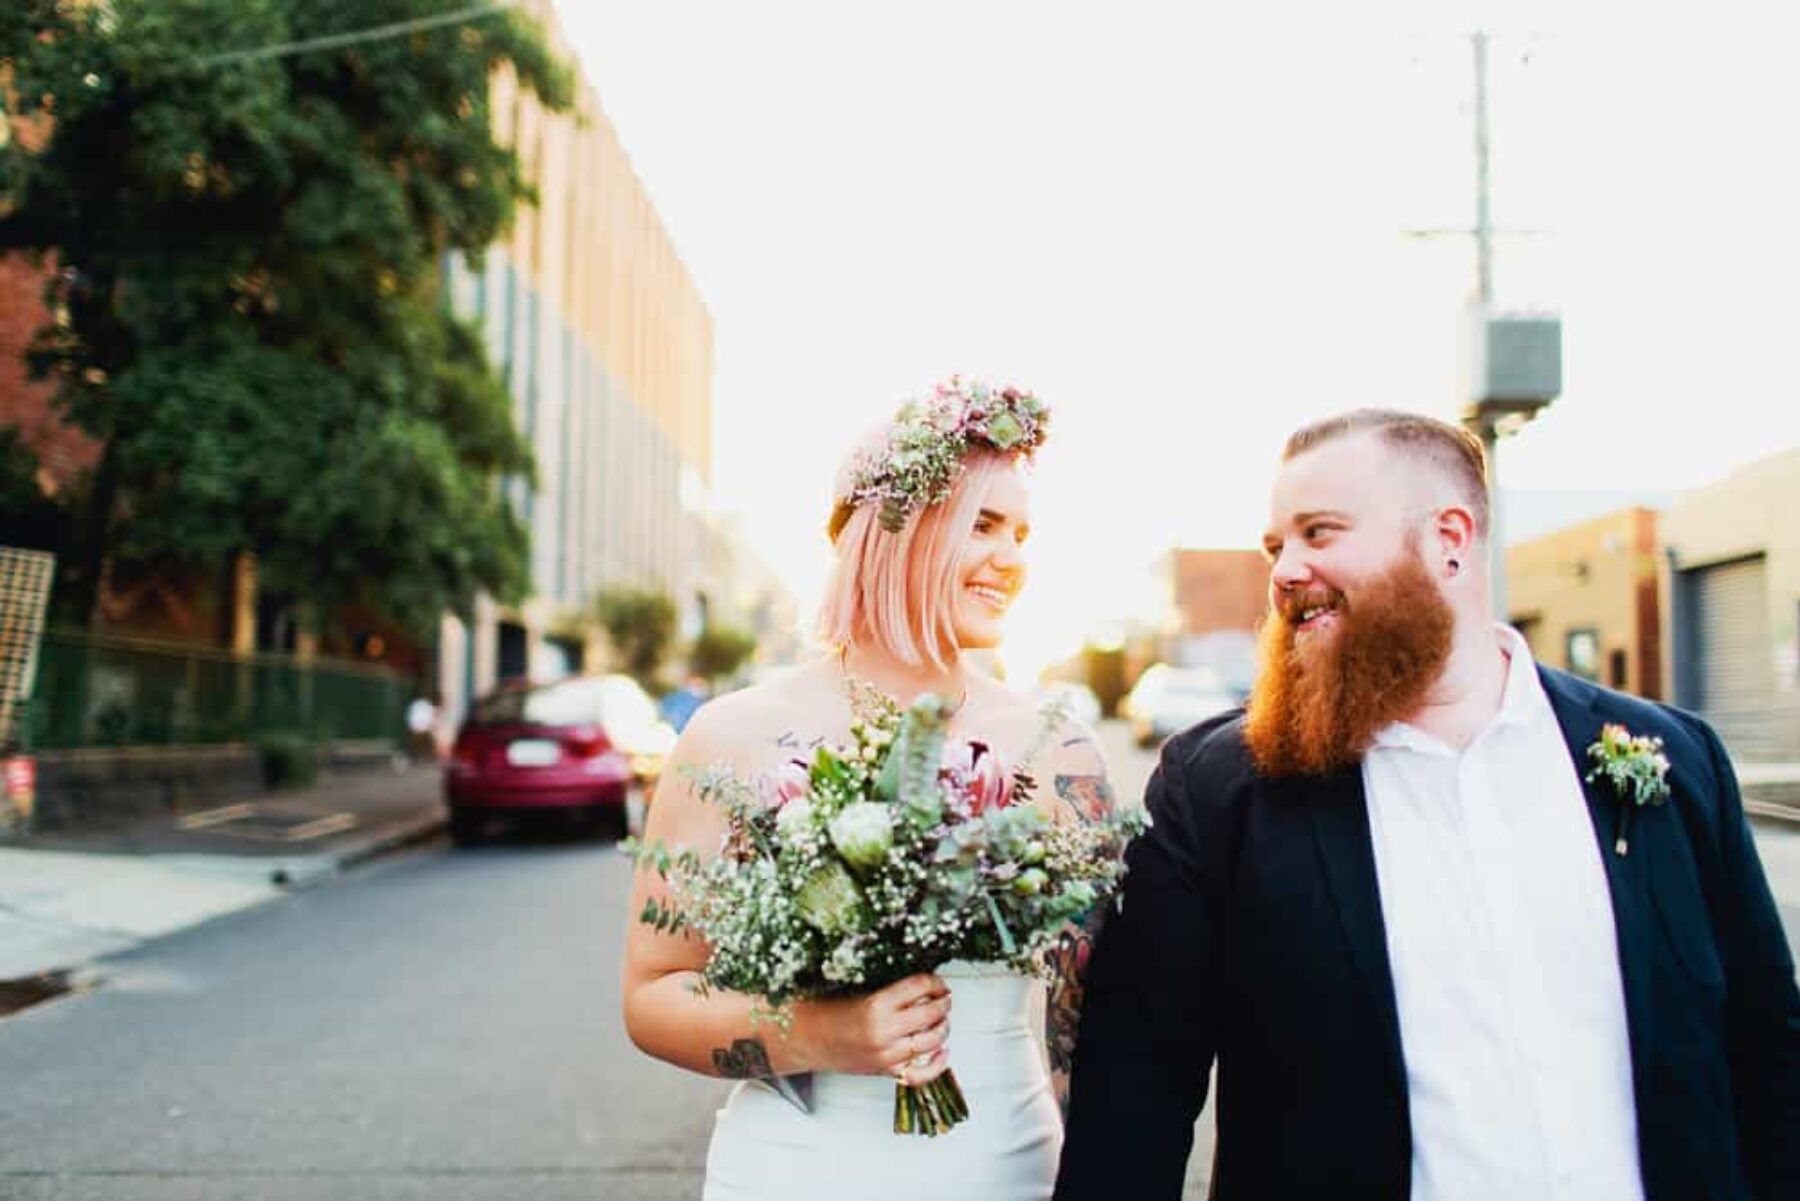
[1121,664,1241,748]
[444,673,676,844]
[1033,681,1103,728]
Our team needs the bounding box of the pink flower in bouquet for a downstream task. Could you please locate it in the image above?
[763,758,811,810]
[944,740,1014,816]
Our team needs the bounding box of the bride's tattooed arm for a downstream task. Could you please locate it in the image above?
[712,1038,814,1113]
[1046,770,1119,1117]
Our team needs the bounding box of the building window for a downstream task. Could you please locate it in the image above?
[1608,648,1628,690]
[1566,628,1600,681]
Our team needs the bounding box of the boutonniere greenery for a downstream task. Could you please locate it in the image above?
[1585,723,1671,857]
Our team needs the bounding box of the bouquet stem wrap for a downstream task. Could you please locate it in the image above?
[894,1068,970,1136]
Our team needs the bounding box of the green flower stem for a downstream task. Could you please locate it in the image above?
[940,1068,970,1119]
[892,1068,970,1136]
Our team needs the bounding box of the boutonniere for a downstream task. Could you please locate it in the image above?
[1585,723,1671,857]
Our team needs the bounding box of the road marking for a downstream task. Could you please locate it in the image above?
[177,804,257,830]
[176,804,360,842]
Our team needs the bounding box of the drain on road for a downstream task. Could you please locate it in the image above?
[177,802,359,842]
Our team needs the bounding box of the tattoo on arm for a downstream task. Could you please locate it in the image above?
[711,1038,814,1113]
[712,1037,774,1079]
[1045,917,1101,1117]
[1055,773,1117,823]
[1060,735,1094,748]
[775,731,799,749]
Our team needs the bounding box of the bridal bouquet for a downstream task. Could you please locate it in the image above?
[627,689,1145,1136]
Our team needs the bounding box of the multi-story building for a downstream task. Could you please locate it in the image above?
[434,1,715,724]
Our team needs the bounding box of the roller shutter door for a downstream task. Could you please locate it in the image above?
[1692,556,1772,755]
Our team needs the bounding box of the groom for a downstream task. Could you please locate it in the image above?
[1056,409,1799,1200]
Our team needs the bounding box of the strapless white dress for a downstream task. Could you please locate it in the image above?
[703,961,1061,1200]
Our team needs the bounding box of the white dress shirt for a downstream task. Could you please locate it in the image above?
[1362,626,1644,1201]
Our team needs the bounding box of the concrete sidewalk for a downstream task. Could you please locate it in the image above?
[0,762,445,986]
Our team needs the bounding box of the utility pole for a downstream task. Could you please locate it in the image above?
[1451,29,1560,624]
[1473,30,1494,310]
[1468,30,1509,618]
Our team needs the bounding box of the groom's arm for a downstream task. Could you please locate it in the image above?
[1691,718,1800,1197]
[1054,730,1225,1201]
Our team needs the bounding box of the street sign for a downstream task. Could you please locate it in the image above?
[0,547,56,754]
[1,754,33,835]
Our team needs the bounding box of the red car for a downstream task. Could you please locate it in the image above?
[444,674,675,844]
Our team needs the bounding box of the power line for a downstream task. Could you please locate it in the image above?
[197,3,512,68]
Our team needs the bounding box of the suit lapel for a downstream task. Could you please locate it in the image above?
[1538,668,1656,1067]
[1302,766,1407,1094]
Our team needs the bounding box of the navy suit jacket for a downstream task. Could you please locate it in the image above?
[1056,668,1800,1201]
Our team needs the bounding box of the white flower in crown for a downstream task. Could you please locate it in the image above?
[840,376,1050,533]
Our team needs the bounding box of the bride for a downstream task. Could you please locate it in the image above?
[621,379,1122,1199]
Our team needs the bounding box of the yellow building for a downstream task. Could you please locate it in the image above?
[1659,448,1800,762]
[1507,508,1662,699]
[436,0,716,717]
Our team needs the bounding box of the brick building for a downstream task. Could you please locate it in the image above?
[1506,507,1662,698]
[1164,548,1267,691]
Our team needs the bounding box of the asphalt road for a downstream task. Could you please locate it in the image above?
[1,721,1793,1200]
[0,827,726,1200]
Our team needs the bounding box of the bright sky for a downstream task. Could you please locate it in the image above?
[557,1,1800,680]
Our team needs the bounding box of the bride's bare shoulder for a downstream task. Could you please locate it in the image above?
[968,673,1058,739]
[671,659,835,768]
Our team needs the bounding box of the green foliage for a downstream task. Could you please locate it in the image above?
[0,430,71,552]
[596,586,677,690]
[0,1,573,632]
[688,622,757,683]
[255,729,318,789]
[894,697,950,827]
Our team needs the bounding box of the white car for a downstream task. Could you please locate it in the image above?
[1122,665,1241,748]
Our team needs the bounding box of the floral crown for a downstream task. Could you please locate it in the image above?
[831,376,1050,538]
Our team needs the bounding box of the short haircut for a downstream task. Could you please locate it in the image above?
[1283,408,1491,539]
[817,450,1014,668]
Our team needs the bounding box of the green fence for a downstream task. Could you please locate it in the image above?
[22,628,408,751]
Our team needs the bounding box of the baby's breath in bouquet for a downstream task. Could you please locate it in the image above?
[627,690,1145,1136]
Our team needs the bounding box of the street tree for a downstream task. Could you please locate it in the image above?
[0,430,67,553]
[596,586,676,691]
[689,622,756,685]
[0,0,572,634]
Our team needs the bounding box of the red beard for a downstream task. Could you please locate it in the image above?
[1243,550,1454,778]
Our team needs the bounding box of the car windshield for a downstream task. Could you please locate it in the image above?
[472,677,656,732]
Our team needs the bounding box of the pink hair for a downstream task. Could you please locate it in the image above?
[817,450,1016,668]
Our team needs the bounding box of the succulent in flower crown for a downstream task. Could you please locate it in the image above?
[835,376,1050,535]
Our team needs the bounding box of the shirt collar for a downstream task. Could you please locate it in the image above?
[1371,623,1547,754]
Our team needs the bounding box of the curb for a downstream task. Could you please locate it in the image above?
[0,810,447,995]
[315,808,448,877]
[260,807,448,891]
